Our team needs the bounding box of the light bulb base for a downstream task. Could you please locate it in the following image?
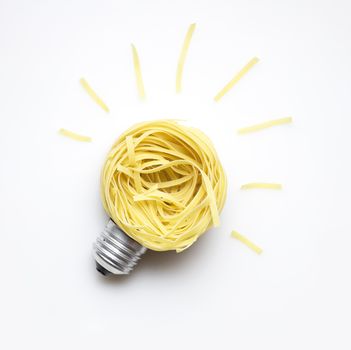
[93,219,147,275]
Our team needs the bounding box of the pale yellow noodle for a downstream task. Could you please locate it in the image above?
[214,57,259,102]
[80,78,109,112]
[238,117,292,134]
[101,120,227,252]
[131,44,146,99]
[58,128,92,142]
[176,23,196,93]
[241,183,282,190]
[231,231,262,254]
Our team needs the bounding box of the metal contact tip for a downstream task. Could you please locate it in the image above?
[95,262,111,276]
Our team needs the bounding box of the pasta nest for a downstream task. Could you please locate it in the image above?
[101,120,227,252]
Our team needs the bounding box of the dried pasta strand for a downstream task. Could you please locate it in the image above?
[238,117,293,134]
[231,231,262,254]
[131,44,146,99]
[58,128,92,142]
[214,57,259,102]
[101,120,227,252]
[241,183,282,190]
[80,78,109,112]
[176,23,196,93]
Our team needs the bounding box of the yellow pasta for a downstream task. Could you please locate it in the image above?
[238,117,293,134]
[101,120,227,252]
[131,44,146,99]
[241,183,282,190]
[231,231,262,254]
[58,128,92,142]
[80,78,109,112]
[214,57,259,102]
[176,23,196,93]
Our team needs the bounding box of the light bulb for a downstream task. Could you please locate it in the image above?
[92,120,227,276]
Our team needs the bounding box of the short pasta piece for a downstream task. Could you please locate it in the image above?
[80,78,109,112]
[238,117,292,134]
[58,128,92,142]
[241,183,282,190]
[176,23,196,93]
[214,57,259,102]
[231,230,263,254]
[131,44,146,99]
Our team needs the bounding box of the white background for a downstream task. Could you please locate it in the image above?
[1,0,350,349]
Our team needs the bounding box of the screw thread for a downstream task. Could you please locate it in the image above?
[93,220,147,275]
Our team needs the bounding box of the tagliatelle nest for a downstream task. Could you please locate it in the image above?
[101,120,227,252]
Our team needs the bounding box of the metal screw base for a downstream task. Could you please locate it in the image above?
[93,220,147,275]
